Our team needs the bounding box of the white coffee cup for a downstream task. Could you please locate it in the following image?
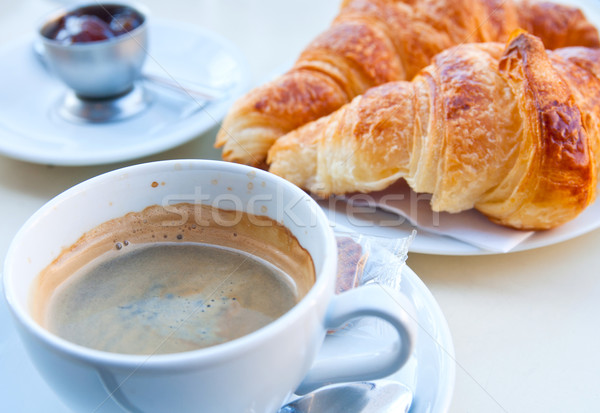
[3,160,416,413]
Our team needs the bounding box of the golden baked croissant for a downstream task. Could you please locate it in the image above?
[215,0,599,167]
[267,32,600,230]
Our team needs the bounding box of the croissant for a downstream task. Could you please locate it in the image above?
[215,0,599,167]
[267,32,600,230]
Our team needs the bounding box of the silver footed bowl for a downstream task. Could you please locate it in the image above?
[38,2,148,99]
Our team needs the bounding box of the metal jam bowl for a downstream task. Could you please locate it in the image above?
[39,3,148,99]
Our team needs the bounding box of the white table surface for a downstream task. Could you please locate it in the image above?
[1,0,599,412]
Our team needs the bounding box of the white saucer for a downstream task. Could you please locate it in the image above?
[0,264,454,412]
[387,265,455,412]
[0,19,249,166]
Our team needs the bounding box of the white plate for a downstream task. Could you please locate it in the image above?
[304,0,600,256]
[0,19,249,166]
[0,263,454,412]
[322,196,600,255]
[318,0,600,256]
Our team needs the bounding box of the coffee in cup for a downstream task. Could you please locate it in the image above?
[31,202,315,355]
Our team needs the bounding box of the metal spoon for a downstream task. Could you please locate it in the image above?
[279,380,413,413]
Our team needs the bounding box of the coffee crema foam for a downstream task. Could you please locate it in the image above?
[31,203,315,355]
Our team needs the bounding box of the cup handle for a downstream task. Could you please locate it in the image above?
[296,283,417,395]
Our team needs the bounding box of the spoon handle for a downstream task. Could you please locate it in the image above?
[141,73,223,101]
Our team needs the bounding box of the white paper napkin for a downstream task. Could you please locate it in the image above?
[345,180,534,253]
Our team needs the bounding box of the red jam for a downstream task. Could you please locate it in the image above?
[42,5,144,44]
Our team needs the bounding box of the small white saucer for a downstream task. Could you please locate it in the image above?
[0,263,454,412]
[0,19,249,166]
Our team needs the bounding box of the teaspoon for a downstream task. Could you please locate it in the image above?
[278,380,413,413]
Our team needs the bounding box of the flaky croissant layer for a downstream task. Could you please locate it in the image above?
[268,33,600,230]
[215,0,600,167]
